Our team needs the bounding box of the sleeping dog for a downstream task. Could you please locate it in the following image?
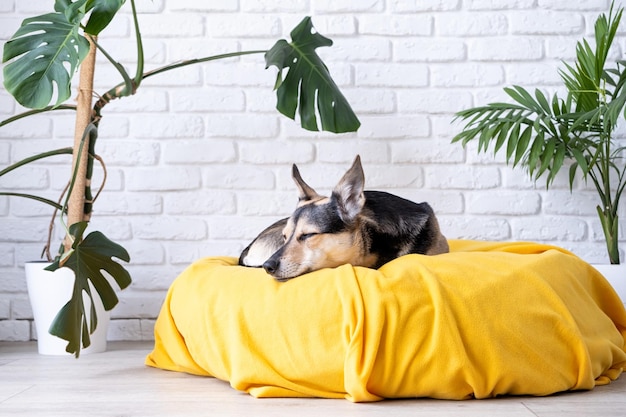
[239,155,449,281]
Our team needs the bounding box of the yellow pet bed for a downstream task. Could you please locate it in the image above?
[146,240,626,402]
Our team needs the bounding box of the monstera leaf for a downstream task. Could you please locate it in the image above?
[2,0,124,109]
[265,17,361,133]
[84,0,126,35]
[46,222,131,357]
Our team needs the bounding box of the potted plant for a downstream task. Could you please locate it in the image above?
[1,0,360,357]
[452,2,626,300]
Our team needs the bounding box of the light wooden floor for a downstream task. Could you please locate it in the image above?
[1,342,625,417]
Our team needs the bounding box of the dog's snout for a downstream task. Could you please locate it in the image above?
[262,259,279,275]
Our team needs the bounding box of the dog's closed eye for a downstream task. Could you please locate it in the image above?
[298,233,318,242]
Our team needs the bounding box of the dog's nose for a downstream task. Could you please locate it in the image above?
[262,259,279,275]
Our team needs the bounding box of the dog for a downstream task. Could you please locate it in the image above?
[238,155,449,281]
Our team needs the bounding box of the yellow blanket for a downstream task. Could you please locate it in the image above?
[146,240,626,401]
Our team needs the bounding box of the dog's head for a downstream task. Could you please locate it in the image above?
[263,155,371,281]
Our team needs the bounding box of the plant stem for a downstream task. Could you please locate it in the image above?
[65,36,97,253]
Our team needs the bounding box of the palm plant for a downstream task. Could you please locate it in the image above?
[453,2,626,265]
[1,0,360,356]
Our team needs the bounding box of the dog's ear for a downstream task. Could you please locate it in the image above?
[292,164,320,205]
[332,155,365,224]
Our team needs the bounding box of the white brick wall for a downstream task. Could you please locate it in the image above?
[0,0,623,341]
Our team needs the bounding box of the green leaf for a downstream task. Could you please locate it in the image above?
[2,11,89,109]
[46,223,131,357]
[265,17,360,133]
[84,0,125,35]
[514,125,533,166]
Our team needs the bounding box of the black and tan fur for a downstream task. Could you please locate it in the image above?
[239,156,449,281]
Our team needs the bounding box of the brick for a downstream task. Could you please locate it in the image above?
[204,62,275,87]
[466,191,541,215]
[466,0,535,9]
[132,217,208,240]
[238,191,295,216]
[537,0,609,10]
[366,165,424,188]
[124,265,185,291]
[204,165,275,190]
[510,11,584,35]
[130,115,204,139]
[138,14,205,37]
[0,220,48,243]
[0,197,7,216]
[240,141,315,164]
[441,217,511,240]
[505,64,563,85]
[131,0,164,13]
[169,241,245,264]
[107,319,142,341]
[318,141,390,163]
[206,114,280,138]
[426,166,501,189]
[543,190,599,215]
[356,115,430,139]
[88,194,163,216]
[80,218,131,243]
[0,299,9,319]
[437,13,508,36]
[341,89,396,114]
[392,189,464,215]
[469,38,544,61]
[96,39,166,65]
[546,38,579,60]
[391,0,460,12]
[209,216,275,239]
[309,15,357,36]
[163,140,236,164]
[395,38,466,62]
[126,167,202,191]
[242,0,309,12]
[0,320,30,341]
[9,193,61,217]
[206,15,281,38]
[10,298,31,319]
[0,245,13,267]
[171,88,245,112]
[512,217,588,241]
[322,38,391,62]
[398,90,473,113]
[11,139,70,165]
[0,1,14,12]
[97,141,160,166]
[138,65,203,88]
[169,0,238,11]
[164,190,237,215]
[432,63,504,87]
[391,140,465,164]
[355,63,428,87]
[106,90,169,113]
[0,117,52,139]
[0,17,19,39]
[15,0,52,13]
[359,15,433,36]
[0,94,14,115]
[243,89,276,113]
[140,319,156,340]
[166,39,240,62]
[314,0,384,13]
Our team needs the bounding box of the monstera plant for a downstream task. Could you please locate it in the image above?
[1,0,360,356]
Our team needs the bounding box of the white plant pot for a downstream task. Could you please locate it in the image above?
[25,262,110,355]
[590,263,626,306]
